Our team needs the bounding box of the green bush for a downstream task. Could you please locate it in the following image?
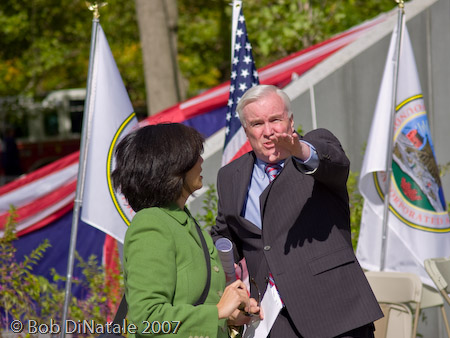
[348,171,363,250]
[0,207,124,337]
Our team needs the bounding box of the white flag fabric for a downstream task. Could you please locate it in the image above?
[81,25,138,243]
[356,22,450,286]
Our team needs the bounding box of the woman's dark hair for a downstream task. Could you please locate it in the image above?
[111,123,204,211]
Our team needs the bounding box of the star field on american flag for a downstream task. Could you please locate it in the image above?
[223,8,259,152]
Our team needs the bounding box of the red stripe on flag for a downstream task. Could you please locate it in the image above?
[0,151,79,195]
[0,180,76,230]
[103,234,122,320]
[229,141,252,163]
[143,84,230,126]
[17,203,74,237]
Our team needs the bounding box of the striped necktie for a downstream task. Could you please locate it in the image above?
[264,164,285,306]
[264,163,282,182]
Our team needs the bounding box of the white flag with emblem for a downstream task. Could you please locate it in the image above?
[356,22,450,285]
[81,24,138,243]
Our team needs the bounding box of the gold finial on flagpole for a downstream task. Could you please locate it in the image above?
[395,0,405,9]
[86,1,108,19]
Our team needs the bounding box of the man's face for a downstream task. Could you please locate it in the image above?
[242,92,294,163]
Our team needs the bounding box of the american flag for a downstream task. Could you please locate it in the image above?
[221,7,259,166]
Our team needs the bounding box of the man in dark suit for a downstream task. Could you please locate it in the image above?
[211,85,382,338]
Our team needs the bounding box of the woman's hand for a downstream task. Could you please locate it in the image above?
[227,297,263,326]
[216,280,251,320]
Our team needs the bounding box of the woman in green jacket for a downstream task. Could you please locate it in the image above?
[112,123,260,338]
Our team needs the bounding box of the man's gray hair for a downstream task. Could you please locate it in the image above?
[236,85,292,127]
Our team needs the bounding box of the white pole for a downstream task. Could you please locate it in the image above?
[60,3,103,336]
[231,0,242,63]
[380,1,405,271]
[309,84,318,129]
[425,8,433,126]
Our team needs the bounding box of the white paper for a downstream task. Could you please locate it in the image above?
[243,283,283,338]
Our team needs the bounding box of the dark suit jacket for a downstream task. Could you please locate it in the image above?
[211,128,382,338]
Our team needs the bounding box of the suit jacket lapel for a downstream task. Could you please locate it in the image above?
[232,152,255,212]
[232,152,262,235]
[260,157,314,234]
[260,157,293,220]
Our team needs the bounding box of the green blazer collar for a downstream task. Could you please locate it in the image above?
[160,203,189,226]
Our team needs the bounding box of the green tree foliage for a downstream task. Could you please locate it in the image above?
[1,0,399,104]
[195,183,219,232]
[0,0,144,105]
[177,0,398,97]
[0,1,91,97]
[177,0,232,98]
[245,0,396,65]
[347,171,364,250]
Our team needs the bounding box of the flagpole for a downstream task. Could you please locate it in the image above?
[309,85,318,129]
[60,3,105,336]
[231,0,242,62]
[380,0,405,271]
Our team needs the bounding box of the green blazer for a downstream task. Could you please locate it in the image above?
[124,204,228,338]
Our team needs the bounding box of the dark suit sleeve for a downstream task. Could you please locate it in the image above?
[210,168,244,262]
[210,186,231,241]
[299,128,350,193]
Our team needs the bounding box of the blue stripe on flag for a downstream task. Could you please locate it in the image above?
[14,210,105,298]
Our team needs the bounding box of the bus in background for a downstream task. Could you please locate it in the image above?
[0,89,85,185]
